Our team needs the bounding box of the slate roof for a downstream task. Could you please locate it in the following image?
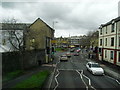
[101,16,120,27]
[29,18,55,31]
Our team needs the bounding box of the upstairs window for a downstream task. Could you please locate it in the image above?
[111,23,115,32]
[111,37,114,46]
[100,39,102,46]
[105,38,107,46]
[100,29,102,35]
[106,26,107,34]
[119,37,120,46]
[2,39,6,45]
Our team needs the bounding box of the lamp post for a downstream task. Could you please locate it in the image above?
[53,21,58,29]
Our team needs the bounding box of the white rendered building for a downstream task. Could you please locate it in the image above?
[98,16,120,66]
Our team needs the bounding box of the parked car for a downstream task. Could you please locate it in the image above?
[70,48,75,52]
[76,48,81,52]
[60,55,68,61]
[66,52,71,57]
[74,52,79,56]
[86,62,104,75]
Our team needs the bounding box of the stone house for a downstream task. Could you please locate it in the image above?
[25,18,54,63]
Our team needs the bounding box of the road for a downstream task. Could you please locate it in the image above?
[49,50,120,90]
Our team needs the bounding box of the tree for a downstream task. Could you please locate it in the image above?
[2,18,29,70]
[2,18,28,52]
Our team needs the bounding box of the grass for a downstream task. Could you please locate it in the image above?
[13,70,50,88]
[3,70,23,83]
[55,48,62,51]
[55,48,68,51]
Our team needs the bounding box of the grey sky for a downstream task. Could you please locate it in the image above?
[1,0,120,37]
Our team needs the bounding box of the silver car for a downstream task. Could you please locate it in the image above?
[60,55,68,61]
[86,62,104,75]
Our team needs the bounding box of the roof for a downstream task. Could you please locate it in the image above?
[101,16,120,27]
[29,18,55,31]
[1,23,30,30]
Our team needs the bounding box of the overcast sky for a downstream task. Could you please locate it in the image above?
[1,0,120,37]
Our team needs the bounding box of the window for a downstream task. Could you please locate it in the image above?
[106,26,107,34]
[99,48,102,56]
[2,39,6,45]
[111,37,114,46]
[111,23,115,32]
[100,39,102,46]
[119,37,120,46]
[118,52,120,62]
[105,50,107,58]
[100,29,102,35]
[110,51,114,60]
[105,38,107,46]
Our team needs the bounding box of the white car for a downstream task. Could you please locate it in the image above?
[60,55,68,61]
[86,62,104,75]
[66,52,71,57]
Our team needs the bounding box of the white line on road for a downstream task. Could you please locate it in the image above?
[58,69,81,71]
[116,80,120,85]
[48,60,60,90]
[81,70,96,90]
[76,70,88,90]
[105,75,120,85]
[54,69,60,90]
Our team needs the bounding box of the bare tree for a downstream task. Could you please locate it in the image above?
[2,18,28,52]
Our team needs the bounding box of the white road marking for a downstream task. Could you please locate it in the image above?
[48,60,60,89]
[58,69,81,71]
[116,80,120,85]
[76,70,88,90]
[54,69,60,90]
[81,70,96,90]
[105,75,120,85]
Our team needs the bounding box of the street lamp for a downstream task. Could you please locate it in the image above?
[53,21,58,29]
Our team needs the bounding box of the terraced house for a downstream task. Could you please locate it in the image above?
[98,16,120,66]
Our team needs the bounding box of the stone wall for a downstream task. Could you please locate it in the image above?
[2,49,46,75]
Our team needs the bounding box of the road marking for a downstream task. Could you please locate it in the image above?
[105,75,120,85]
[76,70,88,90]
[58,69,81,71]
[116,80,120,85]
[81,70,96,90]
[54,69,60,90]
[48,60,60,89]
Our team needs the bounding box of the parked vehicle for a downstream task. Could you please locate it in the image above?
[74,52,79,56]
[76,48,81,52]
[70,48,75,52]
[66,52,71,57]
[60,55,68,61]
[86,62,104,75]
